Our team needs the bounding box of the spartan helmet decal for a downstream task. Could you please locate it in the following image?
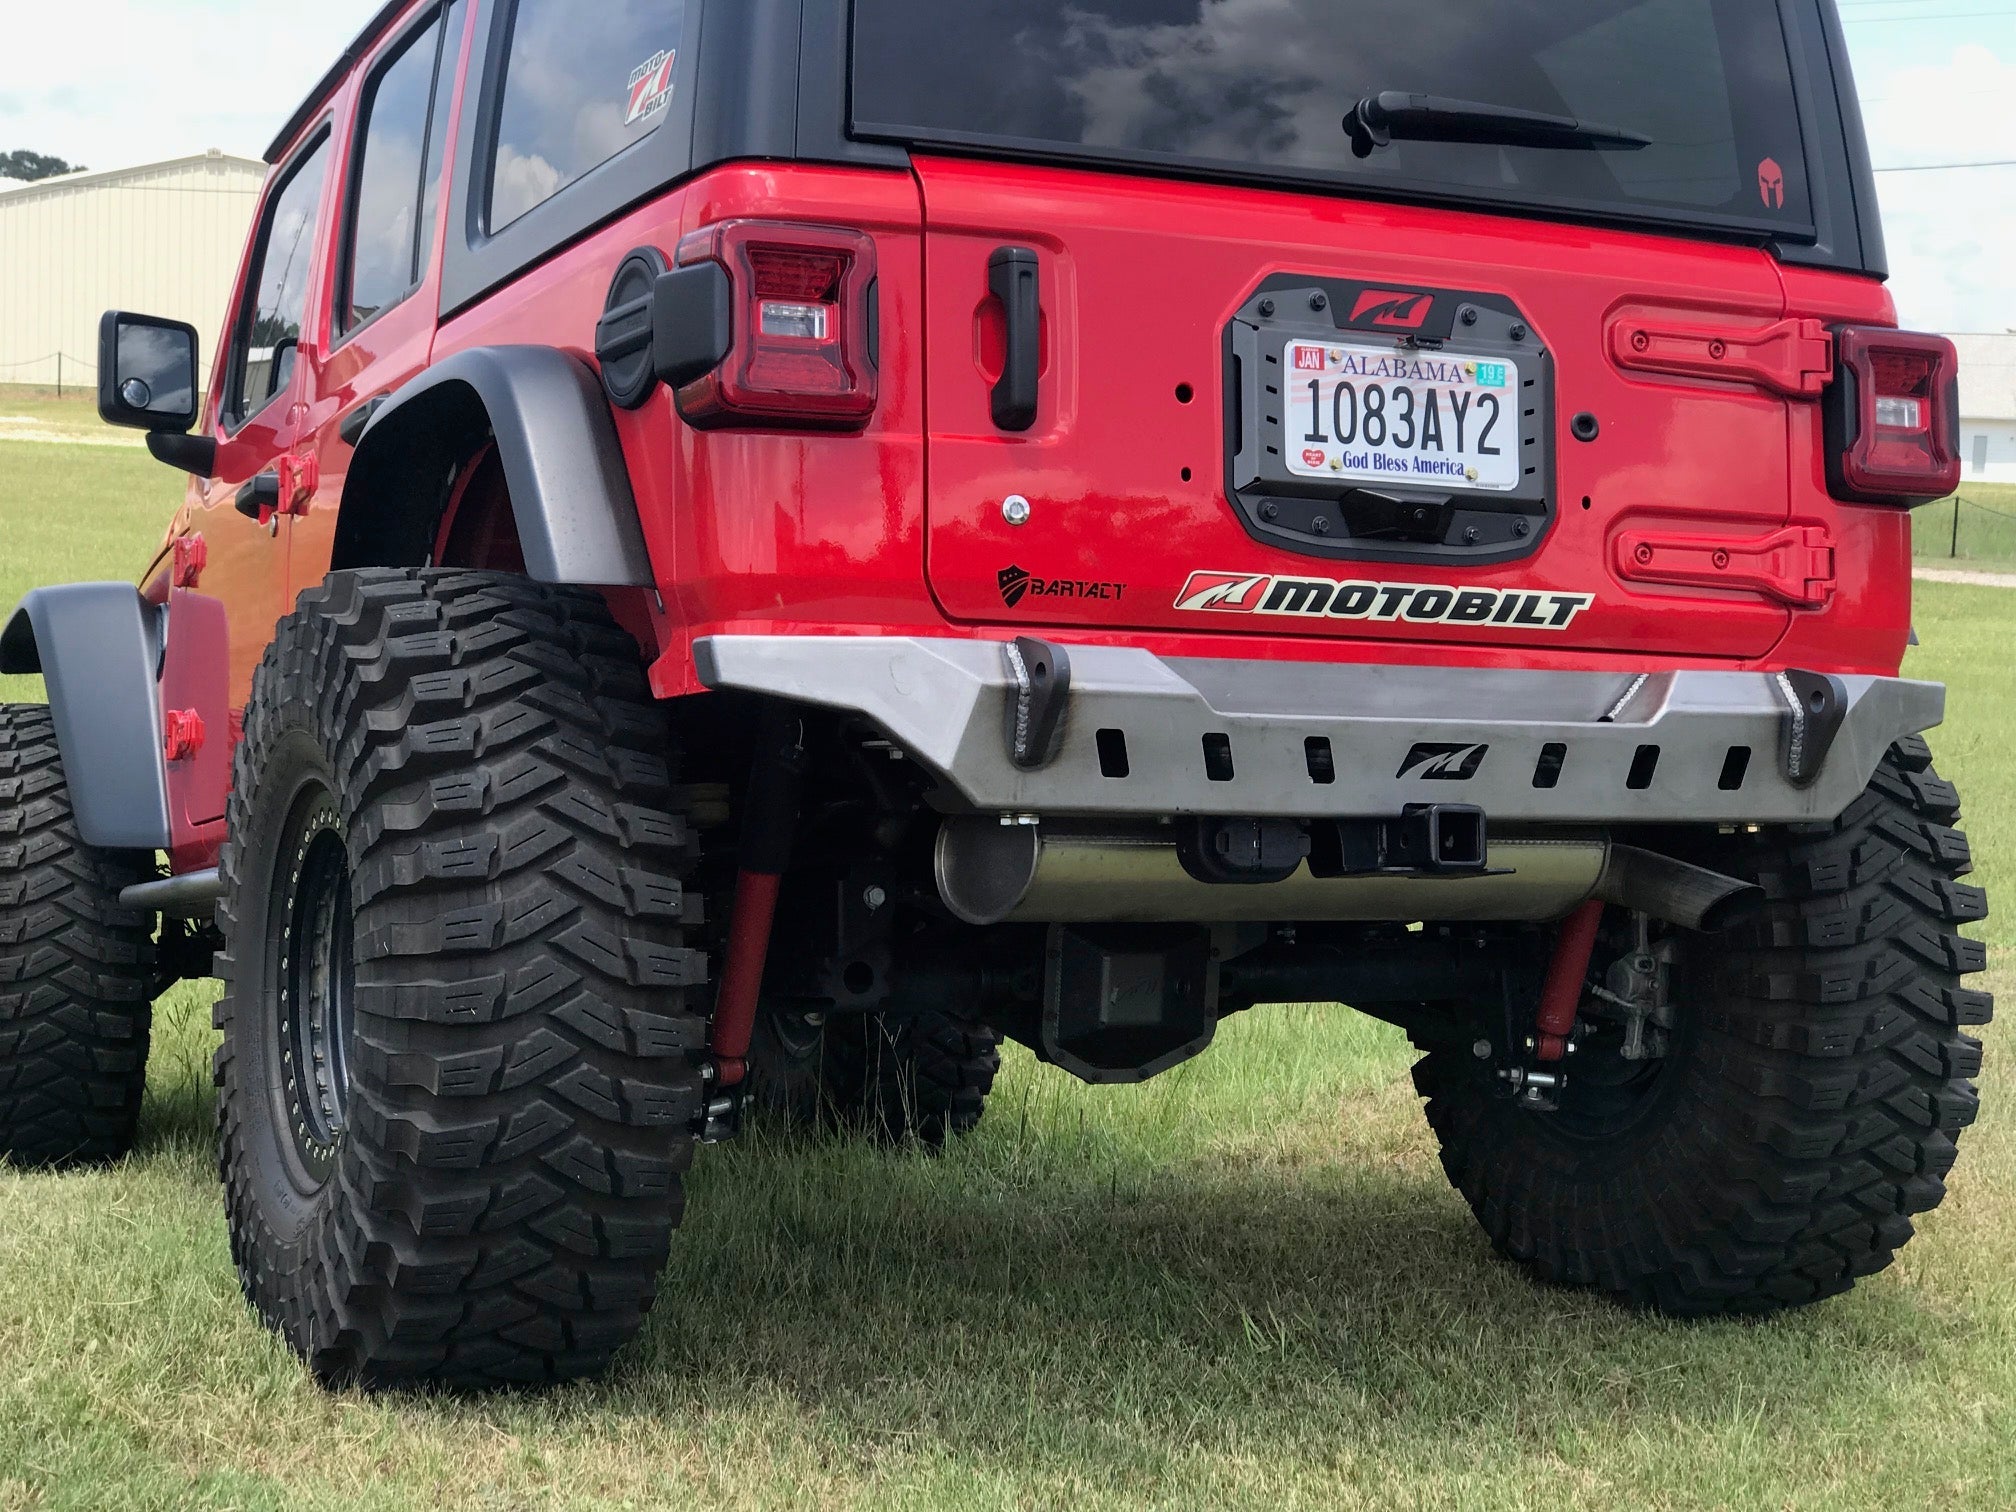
[1758,157,1785,210]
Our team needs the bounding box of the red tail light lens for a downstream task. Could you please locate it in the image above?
[1824,327,1960,505]
[673,221,877,429]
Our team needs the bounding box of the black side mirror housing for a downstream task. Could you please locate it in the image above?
[98,311,213,476]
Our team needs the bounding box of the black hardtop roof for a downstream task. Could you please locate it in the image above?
[264,0,415,164]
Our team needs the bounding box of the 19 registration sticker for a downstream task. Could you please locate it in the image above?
[1286,340,1519,492]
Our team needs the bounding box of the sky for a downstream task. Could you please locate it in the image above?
[2,0,2013,332]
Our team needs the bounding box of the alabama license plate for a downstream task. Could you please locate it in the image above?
[1283,339,1520,492]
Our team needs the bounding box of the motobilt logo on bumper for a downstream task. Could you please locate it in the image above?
[1175,571,1594,629]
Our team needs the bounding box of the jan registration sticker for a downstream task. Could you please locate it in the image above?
[625,49,678,127]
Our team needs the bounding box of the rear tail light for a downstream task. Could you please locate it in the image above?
[1824,327,1960,505]
[670,221,877,429]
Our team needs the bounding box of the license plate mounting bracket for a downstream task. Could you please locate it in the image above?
[1223,275,1556,566]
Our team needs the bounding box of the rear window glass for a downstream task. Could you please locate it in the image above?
[341,3,460,335]
[487,0,688,231]
[852,0,1812,232]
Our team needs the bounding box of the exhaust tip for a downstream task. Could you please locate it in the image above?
[1597,845,1763,933]
[1696,881,1767,934]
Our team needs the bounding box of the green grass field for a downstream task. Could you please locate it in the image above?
[1,410,2012,1510]
[1915,483,2016,577]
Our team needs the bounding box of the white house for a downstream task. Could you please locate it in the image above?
[0,151,267,394]
[1952,333,2016,485]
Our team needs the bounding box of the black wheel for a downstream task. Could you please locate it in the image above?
[0,704,155,1168]
[1416,737,1992,1316]
[825,1007,1002,1147]
[215,570,707,1387]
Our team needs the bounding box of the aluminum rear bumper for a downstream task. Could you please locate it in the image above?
[693,636,1942,826]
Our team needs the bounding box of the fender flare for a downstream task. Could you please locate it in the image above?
[334,345,654,587]
[0,584,171,852]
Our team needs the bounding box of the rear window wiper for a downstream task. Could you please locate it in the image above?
[1345,92,1652,159]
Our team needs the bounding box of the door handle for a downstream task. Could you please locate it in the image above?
[234,473,280,521]
[989,246,1041,432]
[234,453,319,524]
[338,395,386,447]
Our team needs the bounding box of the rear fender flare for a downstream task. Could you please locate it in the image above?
[333,345,654,587]
[0,584,171,852]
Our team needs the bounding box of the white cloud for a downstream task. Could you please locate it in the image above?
[0,1,382,169]
[1861,43,2016,333]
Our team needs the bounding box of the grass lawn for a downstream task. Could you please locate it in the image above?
[1915,482,2016,577]
[0,433,2012,1510]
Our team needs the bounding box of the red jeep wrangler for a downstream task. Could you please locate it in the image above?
[0,0,1991,1387]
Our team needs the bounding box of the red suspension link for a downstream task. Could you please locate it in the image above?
[706,705,805,1089]
[1535,900,1605,1063]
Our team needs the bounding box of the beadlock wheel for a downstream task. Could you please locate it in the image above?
[271,787,354,1179]
[1416,737,1994,1316]
[215,569,707,1387]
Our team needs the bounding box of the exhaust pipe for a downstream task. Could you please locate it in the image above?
[1593,844,1764,933]
[935,822,1762,932]
[936,819,1608,926]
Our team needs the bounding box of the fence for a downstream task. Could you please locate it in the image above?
[0,351,96,398]
[1920,493,2016,565]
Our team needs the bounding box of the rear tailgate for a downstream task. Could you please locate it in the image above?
[916,156,1801,661]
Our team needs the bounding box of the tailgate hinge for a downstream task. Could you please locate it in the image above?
[1609,315,1835,398]
[1614,524,1837,608]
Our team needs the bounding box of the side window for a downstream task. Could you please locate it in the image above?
[227,135,332,428]
[486,0,688,232]
[339,1,465,336]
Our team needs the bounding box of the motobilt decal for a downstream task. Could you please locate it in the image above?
[1175,571,1594,629]
[625,49,679,126]
[1397,742,1490,781]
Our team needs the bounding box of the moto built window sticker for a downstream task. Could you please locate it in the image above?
[626,48,679,127]
[488,0,689,230]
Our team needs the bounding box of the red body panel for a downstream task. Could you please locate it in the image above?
[158,590,232,872]
[139,49,1918,861]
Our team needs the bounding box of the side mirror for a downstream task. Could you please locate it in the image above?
[98,312,215,477]
[98,311,200,432]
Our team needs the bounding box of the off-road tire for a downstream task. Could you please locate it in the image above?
[215,570,707,1387]
[1416,737,1992,1316]
[825,1008,1002,1147]
[0,705,155,1168]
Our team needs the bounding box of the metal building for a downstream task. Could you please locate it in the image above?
[1952,333,2016,485]
[0,150,267,394]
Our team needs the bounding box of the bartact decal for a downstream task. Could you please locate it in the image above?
[625,49,678,127]
[1000,566,1127,609]
[1174,570,1594,630]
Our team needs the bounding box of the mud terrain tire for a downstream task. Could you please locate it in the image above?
[215,571,707,1387]
[1416,737,1992,1316]
[0,705,155,1169]
[826,1008,1002,1147]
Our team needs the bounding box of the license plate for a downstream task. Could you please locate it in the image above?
[1283,339,1520,492]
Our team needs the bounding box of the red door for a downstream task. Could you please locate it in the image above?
[156,129,338,864]
[297,0,468,598]
[189,129,339,717]
[915,157,1803,663]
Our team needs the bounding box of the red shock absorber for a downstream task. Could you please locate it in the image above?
[707,704,805,1089]
[1534,899,1605,1063]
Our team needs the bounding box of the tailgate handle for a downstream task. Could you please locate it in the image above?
[989,246,1041,432]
